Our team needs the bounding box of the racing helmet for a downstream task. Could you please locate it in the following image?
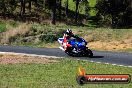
[65,29,73,36]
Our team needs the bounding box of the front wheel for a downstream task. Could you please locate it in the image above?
[85,49,93,57]
[65,51,73,56]
[65,47,74,56]
[65,47,79,57]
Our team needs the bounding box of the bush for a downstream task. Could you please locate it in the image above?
[0,22,6,33]
[39,29,64,43]
[39,33,57,43]
[9,21,19,28]
[95,0,132,28]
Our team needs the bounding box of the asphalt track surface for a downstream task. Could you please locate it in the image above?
[0,45,132,66]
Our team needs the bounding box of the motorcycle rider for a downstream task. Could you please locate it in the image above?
[62,29,78,51]
[63,29,74,40]
[58,29,93,57]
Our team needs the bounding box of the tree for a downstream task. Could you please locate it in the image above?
[96,0,132,28]
[65,0,69,17]
[58,0,62,20]
[78,0,89,19]
[84,0,89,19]
[73,0,87,24]
[28,0,31,13]
[45,0,57,24]
[0,0,6,17]
[51,0,56,24]
[20,0,25,16]
[75,0,79,24]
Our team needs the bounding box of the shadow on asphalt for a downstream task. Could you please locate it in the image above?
[72,55,104,58]
[91,56,104,58]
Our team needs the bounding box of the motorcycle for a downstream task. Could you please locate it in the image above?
[58,36,93,57]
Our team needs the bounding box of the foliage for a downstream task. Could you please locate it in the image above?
[95,0,132,28]
[0,0,131,28]
[0,22,6,33]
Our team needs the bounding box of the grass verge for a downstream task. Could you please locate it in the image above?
[0,21,131,52]
[0,55,132,88]
[119,48,132,53]
[0,22,6,33]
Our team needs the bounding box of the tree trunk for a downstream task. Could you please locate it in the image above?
[34,0,38,17]
[65,0,68,17]
[84,1,89,19]
[51,0,56,24]
[20,0,25,21]
[28,0,31,13]
[59,0,62,20]
[20,0,23,15]
[75,0,79,24]
[23,0,25,15]
[3,3,6,19]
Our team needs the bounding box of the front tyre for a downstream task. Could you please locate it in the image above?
[65,47,74,56]
[65,51,73,56]
[86,49,93,57]
[65,47,79,57]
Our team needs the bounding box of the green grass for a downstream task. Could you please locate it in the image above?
[0,20,20,33]
[0,22,6,33]
[0,58,132,88]
[90,28,132,41]
[119,48,132,53]
[8,20,19,28]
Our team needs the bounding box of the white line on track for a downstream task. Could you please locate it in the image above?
[105,63,109,64]
[0,51,132,68]
[0,52,62,58]
[90,61,94,62]
[77,58,132,68]
[96,62,101,63]
[127,66,132,68]
[111,64,117,66]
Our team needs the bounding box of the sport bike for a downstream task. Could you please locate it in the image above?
[58,36,93,57]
